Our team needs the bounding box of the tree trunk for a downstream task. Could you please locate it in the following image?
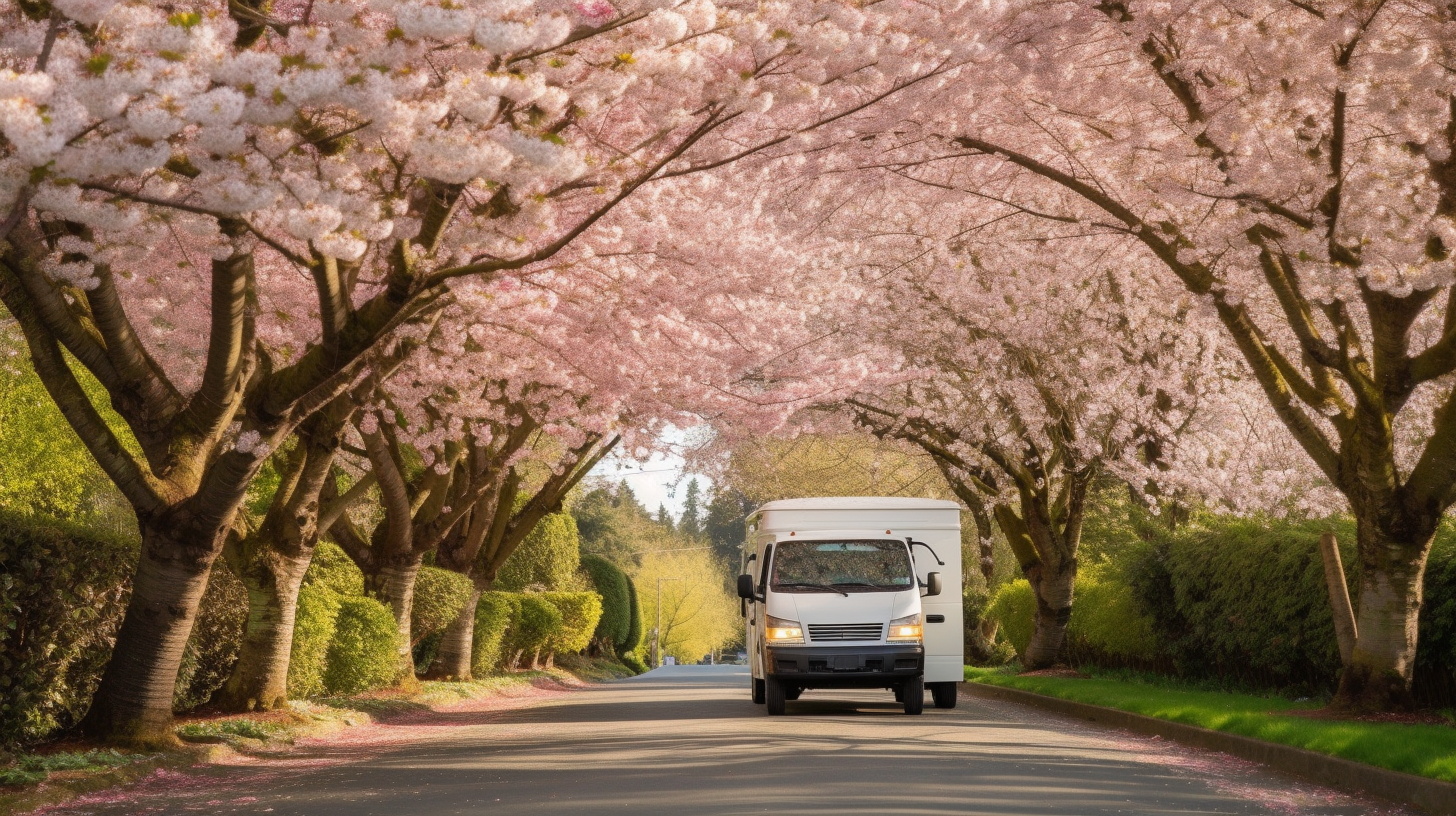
[1318,532,1358,668]
[370,559,424,683]
[215,543,311,711]
[1023,557,1077,671]
[1334,521,1434,711]
[78,525,217,747]
[424,589,481,681]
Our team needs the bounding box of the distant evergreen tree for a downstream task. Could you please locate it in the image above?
[680,478,703,540]
[706,488,755,566]
[656,502,674,529]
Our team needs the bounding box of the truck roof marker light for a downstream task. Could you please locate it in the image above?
[886,530,892,534]
[789,531,795,536]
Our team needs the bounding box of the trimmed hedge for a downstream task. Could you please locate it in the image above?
[503,595,563,669]
[322,596,397,694]
[541,591,603,656]
[495,512,581,591]
[287,584,343,699]
[580,555,631,652]
[174,562,248,711]
[0,512,136,748]
[621,573,644,660]
[410,566,473,647]
[986,579,1035,657]
[305,540,365,597]
[1066,564,1157,663]
[472,592,519,676]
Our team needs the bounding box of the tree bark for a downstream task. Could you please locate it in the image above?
[214,544,311,711]
[369,559,425,682]
[1334,521,1434,711]
[424,588,482,681]
[1318,532,1358,668]
[1023,557,1077,670]
[78,524,217,748]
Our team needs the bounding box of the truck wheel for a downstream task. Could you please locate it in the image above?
[930,681,958,709]
[752,677,766,704]
[766,678,788,715]
[784,686,803,701]
[902,675,924,715]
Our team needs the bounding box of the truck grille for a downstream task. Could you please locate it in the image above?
[807,623,884,642]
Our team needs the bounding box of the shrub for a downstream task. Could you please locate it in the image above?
[985,579,1035,658]
[620,573,644,659]
[1126,515,1357,694]
[410,567,473,647]
[0,512,137,748]
[322,596,398,694]
[580,555,631,652]
[495,512,581,591]
[542,591,603,656]
[305,540,365,597]
[1417,530,1456,705]
[174,562,249,711]
[503,595,563,669]
[1065,564,1157,663]
[287,585,343,699]
[620,651,648,675]
[472,592,519,676]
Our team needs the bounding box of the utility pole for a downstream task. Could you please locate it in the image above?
[654,576,683,668]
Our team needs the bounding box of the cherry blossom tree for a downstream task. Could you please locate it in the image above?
[852,0,1456,709]
[835,223,1217,668]
[0,0,962,743]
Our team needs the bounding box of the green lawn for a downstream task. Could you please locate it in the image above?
[965,666,1456,783]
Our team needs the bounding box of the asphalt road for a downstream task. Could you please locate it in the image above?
[36,666,1413,816]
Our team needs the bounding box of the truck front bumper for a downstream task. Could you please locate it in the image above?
[765,644,923,688]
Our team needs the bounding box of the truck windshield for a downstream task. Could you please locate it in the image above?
[770,540,914,593]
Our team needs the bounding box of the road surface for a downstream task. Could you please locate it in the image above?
[34,666,1413,816]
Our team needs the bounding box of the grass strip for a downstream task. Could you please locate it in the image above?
[965,666,1456,783]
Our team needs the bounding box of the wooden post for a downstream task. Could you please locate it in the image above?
[1319,532,1359,667]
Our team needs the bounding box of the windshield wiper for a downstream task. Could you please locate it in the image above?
[830,582,893,590]
[776,582,849,597]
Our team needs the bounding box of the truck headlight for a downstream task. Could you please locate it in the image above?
[887,613,922,643]
[766,615,804,645]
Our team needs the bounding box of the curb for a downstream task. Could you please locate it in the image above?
[965,681,1456,816]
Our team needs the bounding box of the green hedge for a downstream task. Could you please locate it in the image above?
[1066,564,1157,663]
[620,573,644,661]
[322,596,397,694]
[0,512,137,748]
[287,585,343,699]
[174,562,248,711]
[471,592,519,676]
[985,579,1035,657]
[495,512,581,591]
[579,555,631,651]
[305,540,365,597]
[542,591,603,656]
[410,566,473,647]
[503,595,562,669]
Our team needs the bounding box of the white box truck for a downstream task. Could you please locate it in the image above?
[736,497,963,715]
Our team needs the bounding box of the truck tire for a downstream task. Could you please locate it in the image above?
[766,678,788,715]
[893,685,904,703]
[930,681,958,709]
[752,677,766,704]
[784,686,803,700]
[902,675,924,715]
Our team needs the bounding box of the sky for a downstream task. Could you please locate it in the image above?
[586,426,712,521]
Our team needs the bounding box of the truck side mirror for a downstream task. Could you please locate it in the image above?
[737,574,757,600]
[924,572,942,597]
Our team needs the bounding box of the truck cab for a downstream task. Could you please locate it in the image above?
[738,498,963,715]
